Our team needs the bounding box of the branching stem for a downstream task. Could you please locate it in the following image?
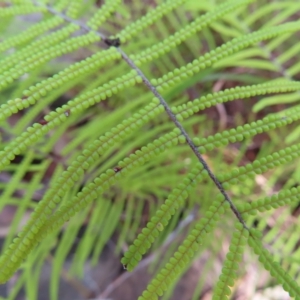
[32,0,248,228]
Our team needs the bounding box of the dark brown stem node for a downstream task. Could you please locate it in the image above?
[104,37,121,47]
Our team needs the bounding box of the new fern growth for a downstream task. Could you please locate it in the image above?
[0,0,300,300]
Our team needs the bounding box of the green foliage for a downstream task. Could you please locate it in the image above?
[0,0,300,299]
[213,222,249,300]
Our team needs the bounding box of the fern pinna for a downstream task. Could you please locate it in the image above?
[0,0,300,299]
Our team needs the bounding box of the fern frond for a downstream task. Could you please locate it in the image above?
[2,18,299,169]
[219,143,300,189]
[238,186,300,216]
[0,69,142,169]
[248,230,300,298]
[64,0,84,18]
[70,197,113,273]
[150,21,300,92]
[173,79,300,120]
[0,23,79,77]
[0,47,120,121]
[0,4,45,17]
[87,0,121,30]
[5,77,295,174]
[1,1,300,298]
[2,78,299,280]
[0,30,100,91]
[0,16,63,53]
[130,0,254,65]
[138,196,230,300]
[4,96,163,249]
[253,92,300,112]
[212,222,249,300]
[245,2,296,26]
[121,164,205,271]
[195,106,300,154]
[2,158,49,253]
[117,0,189,43]
[0,129,183,283]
